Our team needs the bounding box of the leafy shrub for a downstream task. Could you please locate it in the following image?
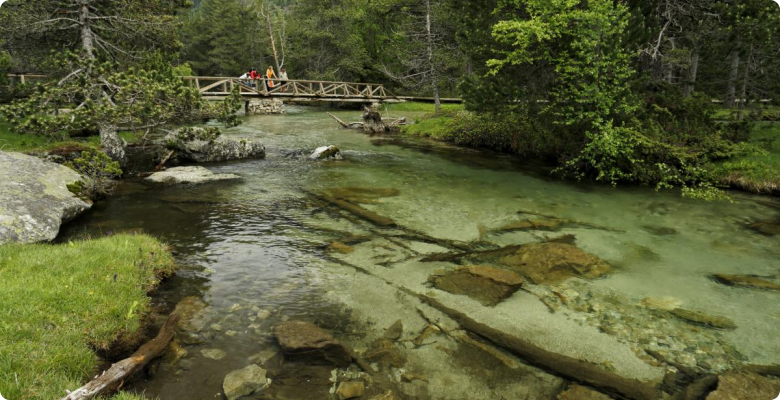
[65,149,122,200]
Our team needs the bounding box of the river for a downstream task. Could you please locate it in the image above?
[59,106,780,400]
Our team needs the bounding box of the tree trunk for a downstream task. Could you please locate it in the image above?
[725,43,740,109]
[264,8,281,72]
[99,123,127,167]
[425,0,441,113]
[78,1,95,59]
[683,46,699,98]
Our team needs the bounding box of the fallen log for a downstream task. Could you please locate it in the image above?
[327,112,353,129]
[60,314,181,400]
[154,150,175,172]
[307,190,397,227]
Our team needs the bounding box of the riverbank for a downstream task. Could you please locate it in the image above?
[714,122,780,195]
[0,118,139,153]
[402,106,780,197]
[0,234,175,400]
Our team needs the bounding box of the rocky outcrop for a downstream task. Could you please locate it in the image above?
[430,265,524,306]
[246,99,284,115]
[274,320,352,366]
[705,371,780,400]
[145,166,241,185]
[499,243,612,284]
[0,151,92,244]
[310,145,342,160]
[162,127,265,163]
[223,365,271,400]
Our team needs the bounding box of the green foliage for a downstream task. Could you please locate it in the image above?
[65,149,123,200]
[181,0,254,76]
[0,235,175,400]
[176,126,222,142]
[216,86,244,128]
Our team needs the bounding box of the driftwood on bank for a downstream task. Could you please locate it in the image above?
[60,314,181,400]
[328,105,406,133]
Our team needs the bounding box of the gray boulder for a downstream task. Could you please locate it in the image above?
[0,151,91,244]
[145,166,241,185]
[162,127,265,163]
[223,364,271,400]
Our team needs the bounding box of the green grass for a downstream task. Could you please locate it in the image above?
[383,101,464,113]
[714,122,780,193]
[0,234,175,400]
[0,118,140,153]
[402,114,457,139]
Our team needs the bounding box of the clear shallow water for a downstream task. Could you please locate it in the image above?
[60,106,780,399]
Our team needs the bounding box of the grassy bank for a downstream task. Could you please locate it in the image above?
[0,118,139,153]
[714,122,780,194]
[383,101,464,113]
[0,234,175,400]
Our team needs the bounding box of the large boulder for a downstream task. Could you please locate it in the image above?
[223,364,271,400]
[273,320,352,366]
[145,166,241,185]
[162,127,265,163]
[0,151,91,244]
[430,265,524,306]
[705,371,780,400]
[309,145,342,160]
[499,243,611,284]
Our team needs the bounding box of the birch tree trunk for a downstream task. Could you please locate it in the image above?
[425,0,441,113]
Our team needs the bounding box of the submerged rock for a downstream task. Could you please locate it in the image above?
[223,364,271,400]
[328,242,355,254]
[669,308,737,330]
[0,151,92,244]
[748,220,780,236]
[364,338,406,368]
[368,391,398,400]
[201,348,227,360]
[557,385,614,400]
[499,218,564,232]
[173,296,210,344]
[162,340,188,367]
[310,145,342,160]
[639,296,684,311]
[499,243,611,284]
[274,321,352,366]
[383,319,404,341]
[145,166,241,185]
[162,127,265,163]
[335,381,365,399]
[430,265,524,306]
[705,371,780,400]
[712,274,780,291]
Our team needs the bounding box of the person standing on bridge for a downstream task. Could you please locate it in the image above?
[266,66,277,91]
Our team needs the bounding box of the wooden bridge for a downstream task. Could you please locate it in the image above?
[184,76,405,103]
[6,74,463,104]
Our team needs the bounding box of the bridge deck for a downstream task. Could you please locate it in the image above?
[185,76,403,103]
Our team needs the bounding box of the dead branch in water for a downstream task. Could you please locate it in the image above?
[60,314,180,400]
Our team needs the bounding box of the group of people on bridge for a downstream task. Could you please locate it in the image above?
[240,66,289,91]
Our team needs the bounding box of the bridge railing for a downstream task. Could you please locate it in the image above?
[7,74,49,84]
[182,76,391,100]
